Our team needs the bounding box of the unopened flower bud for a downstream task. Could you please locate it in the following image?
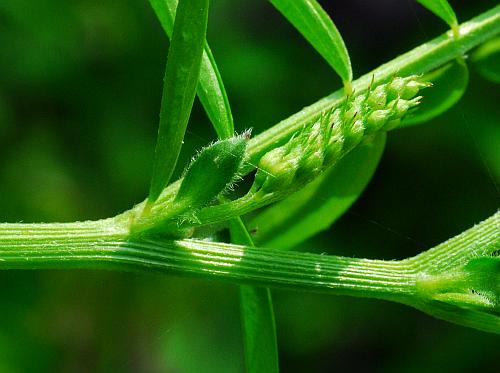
[366,85,387,110]
[366,109,391,130]
[387,77,407,101]
[400,80,429,99]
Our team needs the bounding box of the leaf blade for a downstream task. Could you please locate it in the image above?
[198,45,234,139]
[250,133,386,249]
[270,0,352,85]
[417,0,458,30]
[148,0,210,202]
[149,0,234,139]
[229,218,279,373]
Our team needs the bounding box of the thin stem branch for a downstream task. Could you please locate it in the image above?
[409,211,499,273]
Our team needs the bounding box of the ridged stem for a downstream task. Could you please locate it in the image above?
[0,220,415,303]
[409,211,499,273]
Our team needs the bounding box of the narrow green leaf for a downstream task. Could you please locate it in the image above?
[401,58,468,127]
[149,0,234,139]
[229,218,279,373]
[148,0,209,202]
[269,0,352,85]
[250,133,386,249]
[471,36,500,83]
[417,0,458,31]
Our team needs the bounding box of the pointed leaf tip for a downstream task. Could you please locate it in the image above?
[417,0,458,30]
[270,0,352,84]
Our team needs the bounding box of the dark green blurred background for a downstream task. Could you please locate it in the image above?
[0,0,498,371]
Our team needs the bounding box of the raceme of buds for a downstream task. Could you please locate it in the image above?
[253,75,429,194]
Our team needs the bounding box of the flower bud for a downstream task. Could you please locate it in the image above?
[342,119,365,150]
[366,85,387,110]
[256,145,300,193]
[175,135,247,208]
[296,149,323,183]
[400,80,429,99]
[387,77,407,101]
[366,109,391,130]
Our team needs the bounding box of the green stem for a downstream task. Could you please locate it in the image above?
[3,212,495,302]
[409,210,499,273]
[159,190,275,231]
[1,213,497,333]
[0,219,415,302]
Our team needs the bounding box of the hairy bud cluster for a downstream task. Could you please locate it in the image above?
[254,75,429,193]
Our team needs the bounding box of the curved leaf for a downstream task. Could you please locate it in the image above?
[269,0,352,85]
[148,0,209,202]
[249,133,386,249]
[471,36,500,83]
[417,0,458,30]
[228,218,279,373]
[401,58,468,127]
[148,0,234,140]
